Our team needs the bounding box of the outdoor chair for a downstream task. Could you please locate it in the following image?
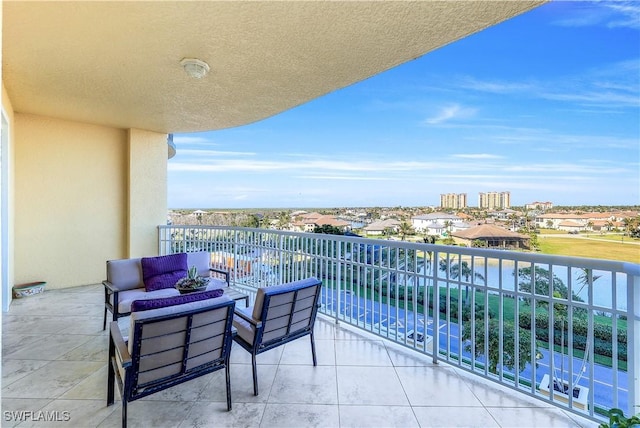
[232,277,322,395]
[107,292,236,428]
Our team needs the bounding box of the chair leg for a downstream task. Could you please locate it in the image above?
[310,332,317,366]
[107,364,115,406]
[225,363,232,411]
[251,353,259,396]
[107,340,115,406]
[103,307,108,331]
[121,399,127,428]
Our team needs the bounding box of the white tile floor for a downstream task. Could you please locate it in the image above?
[2,284,600,427]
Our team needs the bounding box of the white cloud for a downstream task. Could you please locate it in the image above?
[424,104,477,125]
[177,149,256,157]
[605,2,640,29]
[551,1,640,30]
[457,77,534,94]
[450,60,639,110]
[451,154,505,160]
[169,158,452,174]
[297,175,392,181]
[172,135,217,145]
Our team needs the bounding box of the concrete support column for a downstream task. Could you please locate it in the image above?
[127,129,167,258]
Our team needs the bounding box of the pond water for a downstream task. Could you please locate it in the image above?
[395,263,628,311]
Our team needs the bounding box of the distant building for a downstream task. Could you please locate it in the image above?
[533,211,635,232]
[525,201,553,211]
[363,219,401,235]
[440,193,467,209]
[451,223,530,249]
[292,212,350,232]
[478,191,510,210]
[411,212,469,237]
[490,209,518,221]
[535,213,587,230]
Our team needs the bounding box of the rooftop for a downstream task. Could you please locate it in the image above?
[2,284,598,427]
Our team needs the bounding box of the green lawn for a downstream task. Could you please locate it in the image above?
[583,233,640,243]
[538,236,640,263]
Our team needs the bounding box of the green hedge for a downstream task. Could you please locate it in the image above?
[519,312,627,361]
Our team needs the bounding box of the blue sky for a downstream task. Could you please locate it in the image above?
[169,1,639,209]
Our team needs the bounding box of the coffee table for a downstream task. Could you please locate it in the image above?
[223,287,249,308]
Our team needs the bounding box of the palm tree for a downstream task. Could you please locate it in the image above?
[522,207,532,232]
[422,235,437,286]
[575,267,601,299]
[444,220,453,236]
[277,211,291,230]
[439,259,485,305]
[422,235,437,245]
[398,221,414,241]
[508,213,519,230]
[622,216,639,237]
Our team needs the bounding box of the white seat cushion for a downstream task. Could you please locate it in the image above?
[115,275,228,314]
[232,306,256,344]
[205,278,227,291]
[117,287,180,314]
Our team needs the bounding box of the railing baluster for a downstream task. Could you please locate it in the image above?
[625,264,639,417]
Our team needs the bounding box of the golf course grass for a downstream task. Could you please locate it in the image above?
[538,236,639,263]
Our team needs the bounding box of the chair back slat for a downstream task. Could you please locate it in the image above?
[129,298,234,391]
[138,352,183,385]
[257,281,321,347]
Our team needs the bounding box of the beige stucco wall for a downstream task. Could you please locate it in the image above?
[127,128,167,257]
[14,114,128,289]
[14,114,167,288]
[13,115,168,290]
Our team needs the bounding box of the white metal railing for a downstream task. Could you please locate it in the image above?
[159,225,640,422]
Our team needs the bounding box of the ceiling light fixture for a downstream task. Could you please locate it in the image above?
[180,58,210,79]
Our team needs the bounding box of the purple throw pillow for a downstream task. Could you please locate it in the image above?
[131,289,224,312]
[141,253,188,292]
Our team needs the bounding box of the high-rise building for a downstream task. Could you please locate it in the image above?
[440,193,467,209]
[478,191,510,210]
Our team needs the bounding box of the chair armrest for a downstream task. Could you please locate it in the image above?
[109,322,131,368]
[209,268,229,285]
[103,280,119,294]
[233,308,262,329]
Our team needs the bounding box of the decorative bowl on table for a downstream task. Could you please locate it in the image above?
[175,266,208,294]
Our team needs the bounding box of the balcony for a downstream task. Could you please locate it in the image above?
[3,283,599,427]
[2,225,636,427]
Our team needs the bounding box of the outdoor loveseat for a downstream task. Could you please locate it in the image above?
[103,251,247,329]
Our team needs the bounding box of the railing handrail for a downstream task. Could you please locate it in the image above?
[161,224,637,273]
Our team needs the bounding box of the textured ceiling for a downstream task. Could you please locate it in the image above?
[3,1,543,134]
